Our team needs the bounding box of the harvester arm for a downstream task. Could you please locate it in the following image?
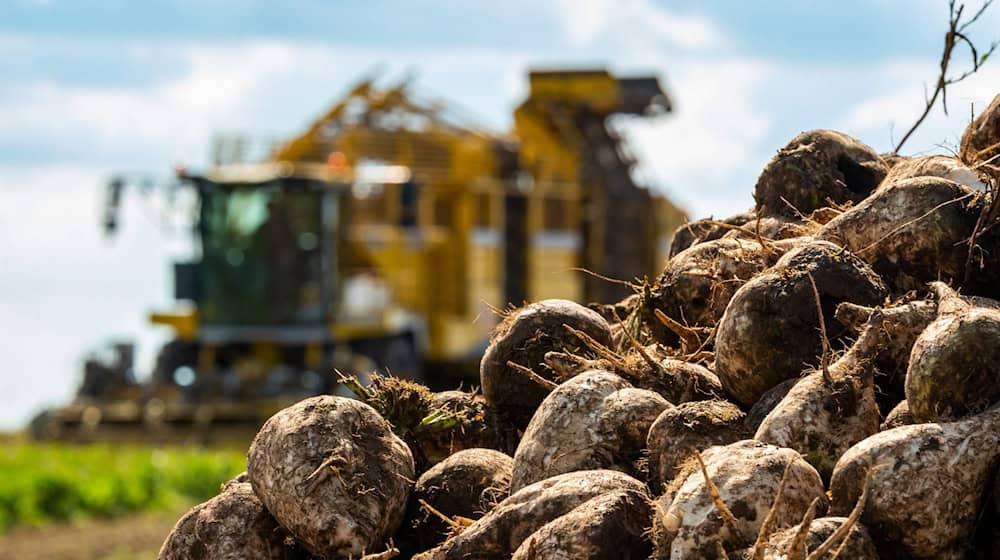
[270,79,375,163]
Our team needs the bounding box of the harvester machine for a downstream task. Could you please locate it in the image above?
[33,68,686,444]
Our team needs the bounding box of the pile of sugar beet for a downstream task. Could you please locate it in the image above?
[161,95,1000,560]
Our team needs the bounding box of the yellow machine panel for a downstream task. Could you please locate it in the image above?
[259,69,686,363]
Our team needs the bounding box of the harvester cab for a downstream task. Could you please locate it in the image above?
[159,161,423,380]
[37,162,424,443]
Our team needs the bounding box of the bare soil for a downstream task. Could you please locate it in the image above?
[0,508,184,560]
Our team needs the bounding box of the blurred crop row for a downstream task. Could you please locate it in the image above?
[0,442,245,531]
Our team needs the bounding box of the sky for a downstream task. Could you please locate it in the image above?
[1,0,999,429]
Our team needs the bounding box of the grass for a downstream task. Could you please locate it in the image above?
[0,441,245,532]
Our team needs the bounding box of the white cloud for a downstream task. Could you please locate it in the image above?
[552,0,723,51]
[0,38,531,168]
[622,57,775,218]
[555,0,608,47]
[0,41,333,167]
[839,59,1000,154]
[543,0,771,219]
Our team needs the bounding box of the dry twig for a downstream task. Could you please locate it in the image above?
[894,0,998,153]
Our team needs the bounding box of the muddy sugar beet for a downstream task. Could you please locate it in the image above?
[754,129,886,218]
[403,448,514,553]
[159,481,290,559]
[480,299,613,429]
[510,369,669,491]
[816,176,982,293]
[830,406,1000,559]
[905,284,1000,421]
[646,400,748,493]
[652,440,827,559]
[247,396,414,558]
[754,309,885,479]
[714,240,887,406]
[413,469,649,560]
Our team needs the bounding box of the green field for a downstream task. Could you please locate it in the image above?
[0,442,245,532]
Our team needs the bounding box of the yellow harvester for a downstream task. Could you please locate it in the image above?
[34,69,686,442]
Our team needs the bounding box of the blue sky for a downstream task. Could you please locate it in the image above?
[1,0,998,429]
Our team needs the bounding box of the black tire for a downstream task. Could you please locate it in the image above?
[152,339,199,387]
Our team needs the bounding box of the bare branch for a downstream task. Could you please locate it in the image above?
[947,40,999,83]
[894,0,996,152]
[953,31,980,68]
[960,0,994,31]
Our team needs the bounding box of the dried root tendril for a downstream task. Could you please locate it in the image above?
[807,472,870,560]
[417,499,475,535]
[787,497,822,559]
[695,454,745,544]
[805,271,833,387]
[653,308,702,354]
[563,323,629,370]
[360,541,401,560]
[297,447,349,498]
[749,460,794,560]
[506,361,558,392]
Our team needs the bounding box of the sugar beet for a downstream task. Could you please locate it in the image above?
[510,370,669,491]
[480,299,612,429]
[510,489,652,560]
[652,440,827,559]
[715,240,887,406]
[159,482,289,560]
[817,176,980,293]
[646,400,748,493]
[407,448,513,551]
[412,470,648,560]
[754,129,887,219]
[830,406,1000,559]
[247,396,414,558]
